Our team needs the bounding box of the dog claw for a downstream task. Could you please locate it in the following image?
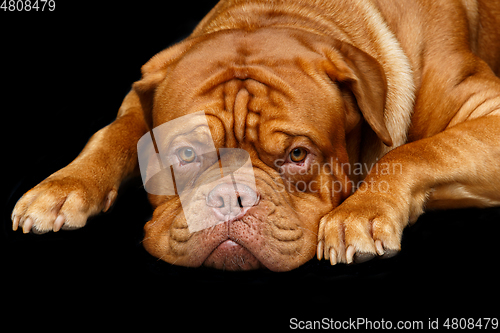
[317,240,324,260]
[23,217,34,234]
[12,215,20,231]
[346,245,356,264]
[329,248,337,265]
[103,189,117,213]
[53,215,66,232]
[375,240,385,256]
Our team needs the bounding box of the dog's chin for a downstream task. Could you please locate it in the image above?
[203,239,264,271]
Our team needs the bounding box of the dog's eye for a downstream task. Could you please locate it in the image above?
[290,148,307,163]
[177,147,197,163]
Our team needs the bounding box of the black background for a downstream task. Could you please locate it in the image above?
[2,1,499,330]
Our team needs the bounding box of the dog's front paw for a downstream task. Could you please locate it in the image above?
[11,172,117,234]
[317,191,409,265]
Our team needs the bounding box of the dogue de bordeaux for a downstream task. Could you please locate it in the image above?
[11,0,500,271]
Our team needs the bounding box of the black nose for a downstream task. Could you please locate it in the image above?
[206,183,259,216]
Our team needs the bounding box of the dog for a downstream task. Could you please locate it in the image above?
[11,0,500,271]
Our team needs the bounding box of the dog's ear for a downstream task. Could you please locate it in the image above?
[324,40,392,147]
[133,37,201,129]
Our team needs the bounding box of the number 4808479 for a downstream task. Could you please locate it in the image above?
[1,0,56,11]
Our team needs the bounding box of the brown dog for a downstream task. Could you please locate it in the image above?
[11,0,500,271]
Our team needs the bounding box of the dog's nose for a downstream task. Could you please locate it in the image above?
[206,183,259,218]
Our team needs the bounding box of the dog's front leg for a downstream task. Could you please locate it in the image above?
[318,114,500,265]
[11,90,148,233]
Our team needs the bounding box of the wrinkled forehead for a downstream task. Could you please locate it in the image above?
[152,29,330,116]
[152,28,345,151]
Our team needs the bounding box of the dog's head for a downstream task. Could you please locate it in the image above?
[134,28,389,271]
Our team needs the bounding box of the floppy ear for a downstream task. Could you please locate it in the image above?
[324,40,392,147]
[132,37,201,129]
